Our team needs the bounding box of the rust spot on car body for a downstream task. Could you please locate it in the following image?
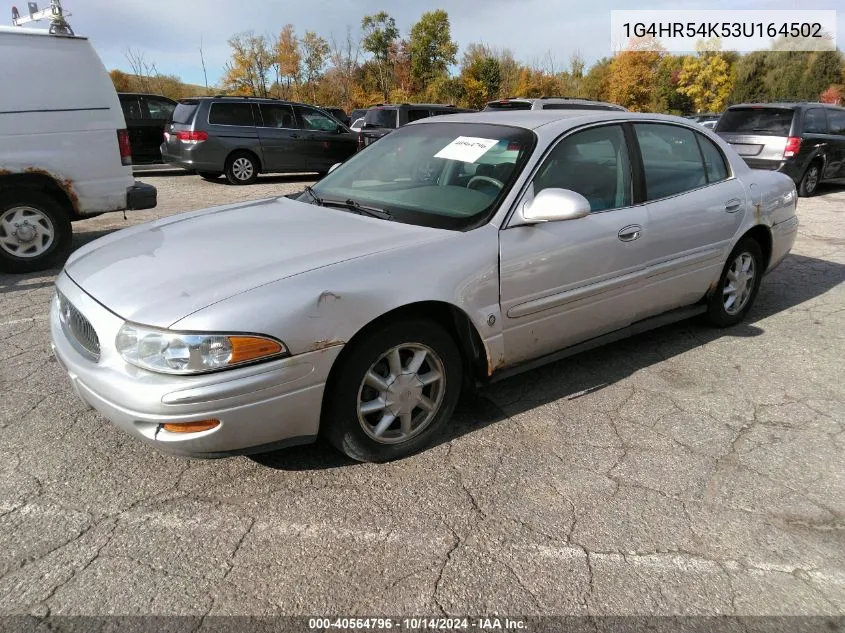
[11,167,80,214]
[310,338,345,351]
[317,291,341,307]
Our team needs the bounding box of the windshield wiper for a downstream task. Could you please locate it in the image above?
[303,185,323,205]
[321,198,393,221]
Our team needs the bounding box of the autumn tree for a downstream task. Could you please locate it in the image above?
[275,25,301,99]
[820,85,842,104]
[677,40,734,113]
[222,32,273,97]
[300,31,330,103]
[361,11,399,100]
[582,57,613,101]
[109,69,132,92]
[607,38,664,111]
[407,10,458,90]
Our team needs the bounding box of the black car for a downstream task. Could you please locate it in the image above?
[319,106,350,127]
[118,93,177,164]
[358,103,475,150]
[716,102,845,196]
[160,96,358,185]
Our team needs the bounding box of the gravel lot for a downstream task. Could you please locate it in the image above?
[1,171,843,618]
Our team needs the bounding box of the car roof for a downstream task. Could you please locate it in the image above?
[725,102,836,110]
[0,25,87,39]
[414,110,707,135]
[486,97,626,110]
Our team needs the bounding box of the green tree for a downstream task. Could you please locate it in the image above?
[361,11,399,100]
[582,57,613,102]
[728,51,770,103]
[407,10,458,89]
[654,55,692,114]
[801,50,844,100]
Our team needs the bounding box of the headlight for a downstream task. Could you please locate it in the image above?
[115,323,287,375]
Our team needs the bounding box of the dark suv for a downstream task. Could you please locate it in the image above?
[161,96,358,185]
[118,93,177,164]
[715,102,845,196]
[358,103,474,149]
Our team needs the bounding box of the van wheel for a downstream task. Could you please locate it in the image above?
[322,319,462,463]
[225,153,259,185]
[798,162,820,197]
[198,171,222,182]
[0,190,72,273]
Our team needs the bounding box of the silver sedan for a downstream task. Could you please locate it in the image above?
[50,111,799,462]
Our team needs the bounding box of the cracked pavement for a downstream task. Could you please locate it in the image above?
[0,172,843,617]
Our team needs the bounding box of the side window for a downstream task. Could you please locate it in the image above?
[696,134,729,183]
[803,108,828,134]
[120,97,143,120]
[208,103,255,126]
[824,109,845,136]
[294,106,339,131]
[634,124,708,200]
[533,124,632,212]
[145,97,176,120]
[407,109,431,123]
[258,103,296,128]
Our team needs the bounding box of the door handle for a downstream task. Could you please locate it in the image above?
[618,224,642,242]
[724,198,741,212]
[290,134,300,139]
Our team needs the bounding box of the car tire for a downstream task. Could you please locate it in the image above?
[322,319,463,463]
[0,190,72,274]
[706,237,763,328]
[225,152,259,185]
[198,171,222,182]
[798,161,821,197]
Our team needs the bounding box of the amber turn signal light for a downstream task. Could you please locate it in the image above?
[162,419,220,434]
[228,336,284,364]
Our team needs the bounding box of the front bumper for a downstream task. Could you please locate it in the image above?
[50,273,342,458]
[127,181,157,210]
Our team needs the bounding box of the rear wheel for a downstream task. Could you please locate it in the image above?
[798,162,821,197]
[225,152,259,185]
[198,171,222,182]
[322,320,462,462]
[0,190,72,273]
[706,238,763,328]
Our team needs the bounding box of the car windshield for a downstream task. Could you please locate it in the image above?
[716,108,795,136]
[302,122,536,230]
[364,108,399,128]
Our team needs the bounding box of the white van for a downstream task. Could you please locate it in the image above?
[0,26,156,273]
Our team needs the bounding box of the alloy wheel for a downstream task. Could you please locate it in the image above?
[231,157,254,181]
[723,252,756,315]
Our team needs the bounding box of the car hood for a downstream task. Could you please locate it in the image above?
[65,196,445,327]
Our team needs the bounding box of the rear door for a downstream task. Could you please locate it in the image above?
[256,103,302,171]
[633,122,745,319]
[138,96,175,163]
[118,95,145,162]
[292,105,357,171]
[162,100,200,161]
[715,106,796,169]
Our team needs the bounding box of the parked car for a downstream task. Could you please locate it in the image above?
[483,97,627,112]
[349,108,370,123]
[0,26,156,273]
[684,113,721,124]
[700,120,718,130]
[52,110,798,462]
[319,106,350,127]
[161,96,358,184]
[118,93,177,164]
[715,102,845,196]
[358,103,474,149]
[350,117,365,133]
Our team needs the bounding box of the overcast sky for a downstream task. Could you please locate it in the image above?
[53,0,845,86]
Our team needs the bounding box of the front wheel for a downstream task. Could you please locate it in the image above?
[798,162,820,197]
[322,320,463,462]
[706,238,763,328]
[0,190,72,273]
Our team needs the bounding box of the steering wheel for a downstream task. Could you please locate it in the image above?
[467,175,505,192]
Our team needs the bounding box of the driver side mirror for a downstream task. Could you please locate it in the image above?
[522,188,591,223]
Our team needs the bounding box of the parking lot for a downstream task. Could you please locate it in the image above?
[0,172,843,617]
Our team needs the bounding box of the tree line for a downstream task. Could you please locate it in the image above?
[109,10,845,113]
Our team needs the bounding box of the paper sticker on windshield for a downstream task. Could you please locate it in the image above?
[434,136,499,163]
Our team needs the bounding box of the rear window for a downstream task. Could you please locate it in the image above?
[208,102,255,126]
[364,108,398,128]
[483,101,532,111]
[172,102,199,124]
[716,108,795,136]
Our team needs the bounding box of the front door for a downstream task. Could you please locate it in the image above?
[293,105,358,171]
[499,123,650,366]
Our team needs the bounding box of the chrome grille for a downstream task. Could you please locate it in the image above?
[57,291,100,361]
